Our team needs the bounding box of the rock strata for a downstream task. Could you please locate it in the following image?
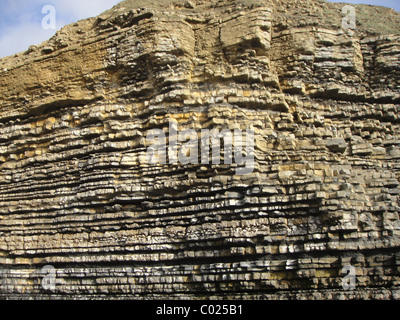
[0,0,399,299]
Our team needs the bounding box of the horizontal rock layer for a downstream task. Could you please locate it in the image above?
[0,0,399,299]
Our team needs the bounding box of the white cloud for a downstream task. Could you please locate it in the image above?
[54,0,121,20]
[0,23,56,58]
[0,0,121,58]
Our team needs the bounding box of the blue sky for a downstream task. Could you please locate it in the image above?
[0,0,399,59]
[328,0,400,11]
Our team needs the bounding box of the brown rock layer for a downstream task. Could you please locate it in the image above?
[0,0,399,299]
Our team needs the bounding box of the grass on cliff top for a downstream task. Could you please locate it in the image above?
[353,4,400,35]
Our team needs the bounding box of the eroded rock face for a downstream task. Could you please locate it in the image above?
[0,0,399,299]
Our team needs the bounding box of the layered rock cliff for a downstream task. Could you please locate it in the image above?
[0,0,400,299]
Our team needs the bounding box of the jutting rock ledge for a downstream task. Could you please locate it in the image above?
[0,0,400,299]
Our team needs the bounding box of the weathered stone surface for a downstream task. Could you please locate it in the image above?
[0,0,399,300]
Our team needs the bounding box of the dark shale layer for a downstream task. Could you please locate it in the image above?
[0,0,399,299]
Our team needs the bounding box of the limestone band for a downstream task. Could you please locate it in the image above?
[0,0,399,299]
